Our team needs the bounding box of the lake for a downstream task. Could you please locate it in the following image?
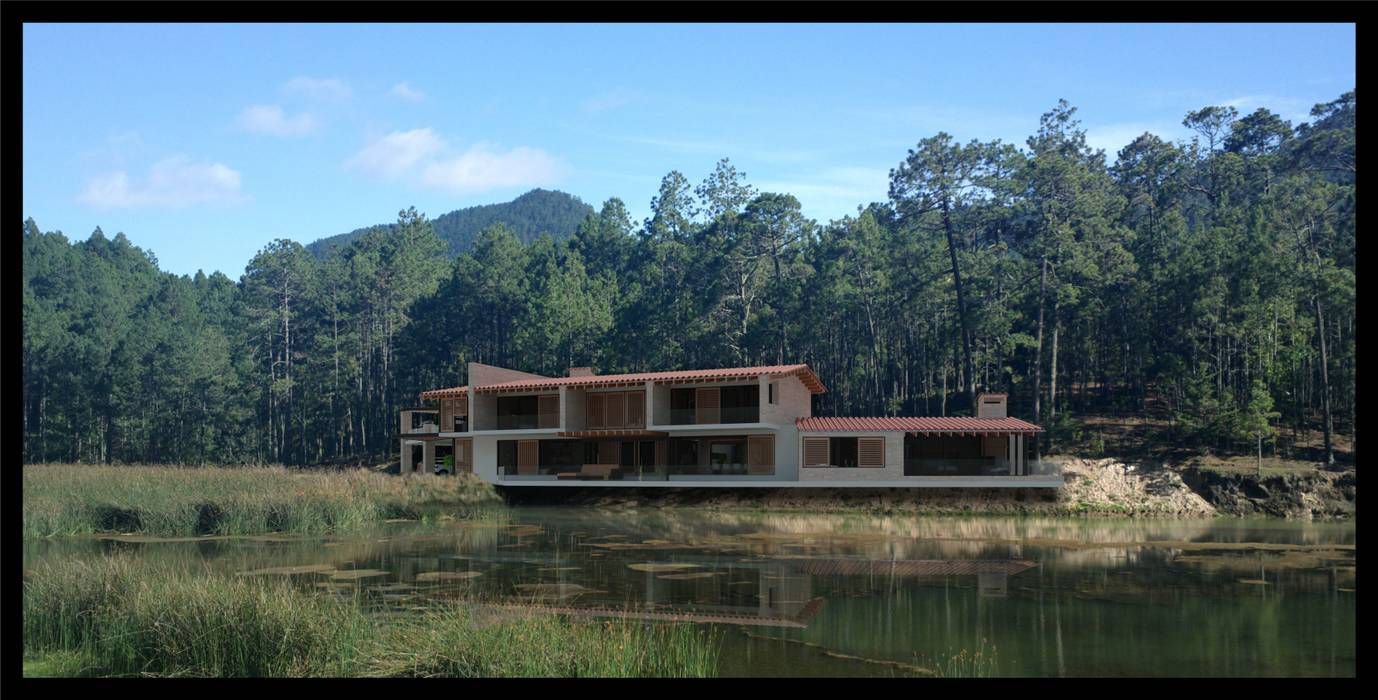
[23,509,1355,677]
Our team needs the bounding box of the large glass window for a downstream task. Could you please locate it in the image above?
[709,439,746,474]
[670,388,696,425]
[497,440,517,473]
[719,385,760,423]
[540,439,581,474]
[671,438,699,469]
[496,396,539,430]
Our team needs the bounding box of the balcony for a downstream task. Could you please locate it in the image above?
[400,409,440,435]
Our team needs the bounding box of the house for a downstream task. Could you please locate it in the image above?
[399,362,1059,487]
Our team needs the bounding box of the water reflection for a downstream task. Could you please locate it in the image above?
[23,511,1354,677]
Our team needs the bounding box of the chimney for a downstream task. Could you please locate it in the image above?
[976,393,1008,419]
[567,367,596,378]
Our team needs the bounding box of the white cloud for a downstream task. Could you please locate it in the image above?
[392,81,426,102]
[347,129,564,194]
[282,76,352,101]
[79,156,246,209]
[237,104,318,137]
[346,128,447,178]
[420,143,564,194]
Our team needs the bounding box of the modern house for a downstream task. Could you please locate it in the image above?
[399,362,1059,487]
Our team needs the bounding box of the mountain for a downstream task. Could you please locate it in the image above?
[305,189,595,259]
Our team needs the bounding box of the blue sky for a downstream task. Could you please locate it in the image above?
[23,23,1355,277]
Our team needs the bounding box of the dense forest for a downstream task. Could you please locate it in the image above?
[304,188,594,259]
[22,92,1355,468]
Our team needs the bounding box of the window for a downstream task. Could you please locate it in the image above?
[540,440,581,473]
[497,440,517,473]
[802,437,830,467]
[719,385,760,423]
[670,388,696,425]
[858,437,885,467]
[708,439,746,474]
[829,437,859,468]
[496,396,538,430]
[768,382,778,405]
[671,438,699,469]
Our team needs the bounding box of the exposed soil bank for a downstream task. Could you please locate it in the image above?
[1181,467,1356,520]
[501,458,1355,520]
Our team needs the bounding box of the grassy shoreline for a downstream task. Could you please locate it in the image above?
[23,464,504,538]
[22,554,719,678]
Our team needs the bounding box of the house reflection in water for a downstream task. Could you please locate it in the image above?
[474,557,1037,628]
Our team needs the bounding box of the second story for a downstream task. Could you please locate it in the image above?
[401,362,826,437]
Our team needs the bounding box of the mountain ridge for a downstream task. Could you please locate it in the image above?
[304,188,595,259]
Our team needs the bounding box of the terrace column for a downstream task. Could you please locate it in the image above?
[422,440,436,475]
[559,385,569,431]
[643,380,656,426]
[1008,435,1017,476]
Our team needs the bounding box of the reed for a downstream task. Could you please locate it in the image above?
[23,553,720,678]
[23,464,504,537]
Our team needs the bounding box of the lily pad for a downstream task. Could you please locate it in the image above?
[415,571,483,582]
[628,562,703,573]
[1238,578,1270,585]
[331,569,390,580]
[514,582,602,597]
[238,564,337,576]
[657,572,722,581]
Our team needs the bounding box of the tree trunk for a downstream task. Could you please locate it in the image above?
[1033,257,1048,457]
[1313,295,1334,467]
[942,200,977,409]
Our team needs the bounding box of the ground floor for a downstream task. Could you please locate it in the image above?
[401,428,1059,487]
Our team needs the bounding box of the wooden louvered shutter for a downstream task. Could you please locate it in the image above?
[517,440,539,475]
[858,438,885,467]
[454,439,473,472]
[695,388,721,424]
[605,392,626,429]
[626,392,645,428]
[586,393,604,429]
[538,395,560,429]
[802,437,830,467]
[747,435,775,475]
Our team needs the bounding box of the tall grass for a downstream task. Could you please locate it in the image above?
[23,554,720,678]
[24,464,504,537]
[922,638,1000,678]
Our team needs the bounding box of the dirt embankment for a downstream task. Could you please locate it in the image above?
[1181,467,1356,519]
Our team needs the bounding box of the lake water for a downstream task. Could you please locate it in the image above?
[24,509,1356,677]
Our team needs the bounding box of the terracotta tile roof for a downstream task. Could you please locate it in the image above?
[796,416,1042,433]
[418,385,468,400]
[468,364,827,394]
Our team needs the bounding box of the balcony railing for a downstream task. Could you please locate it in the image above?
[666,406,761,425]
[494,412,560,430]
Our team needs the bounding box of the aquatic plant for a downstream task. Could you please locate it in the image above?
[23,553,720,678]
[23,464,505,537]
[923,638,1000,678]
